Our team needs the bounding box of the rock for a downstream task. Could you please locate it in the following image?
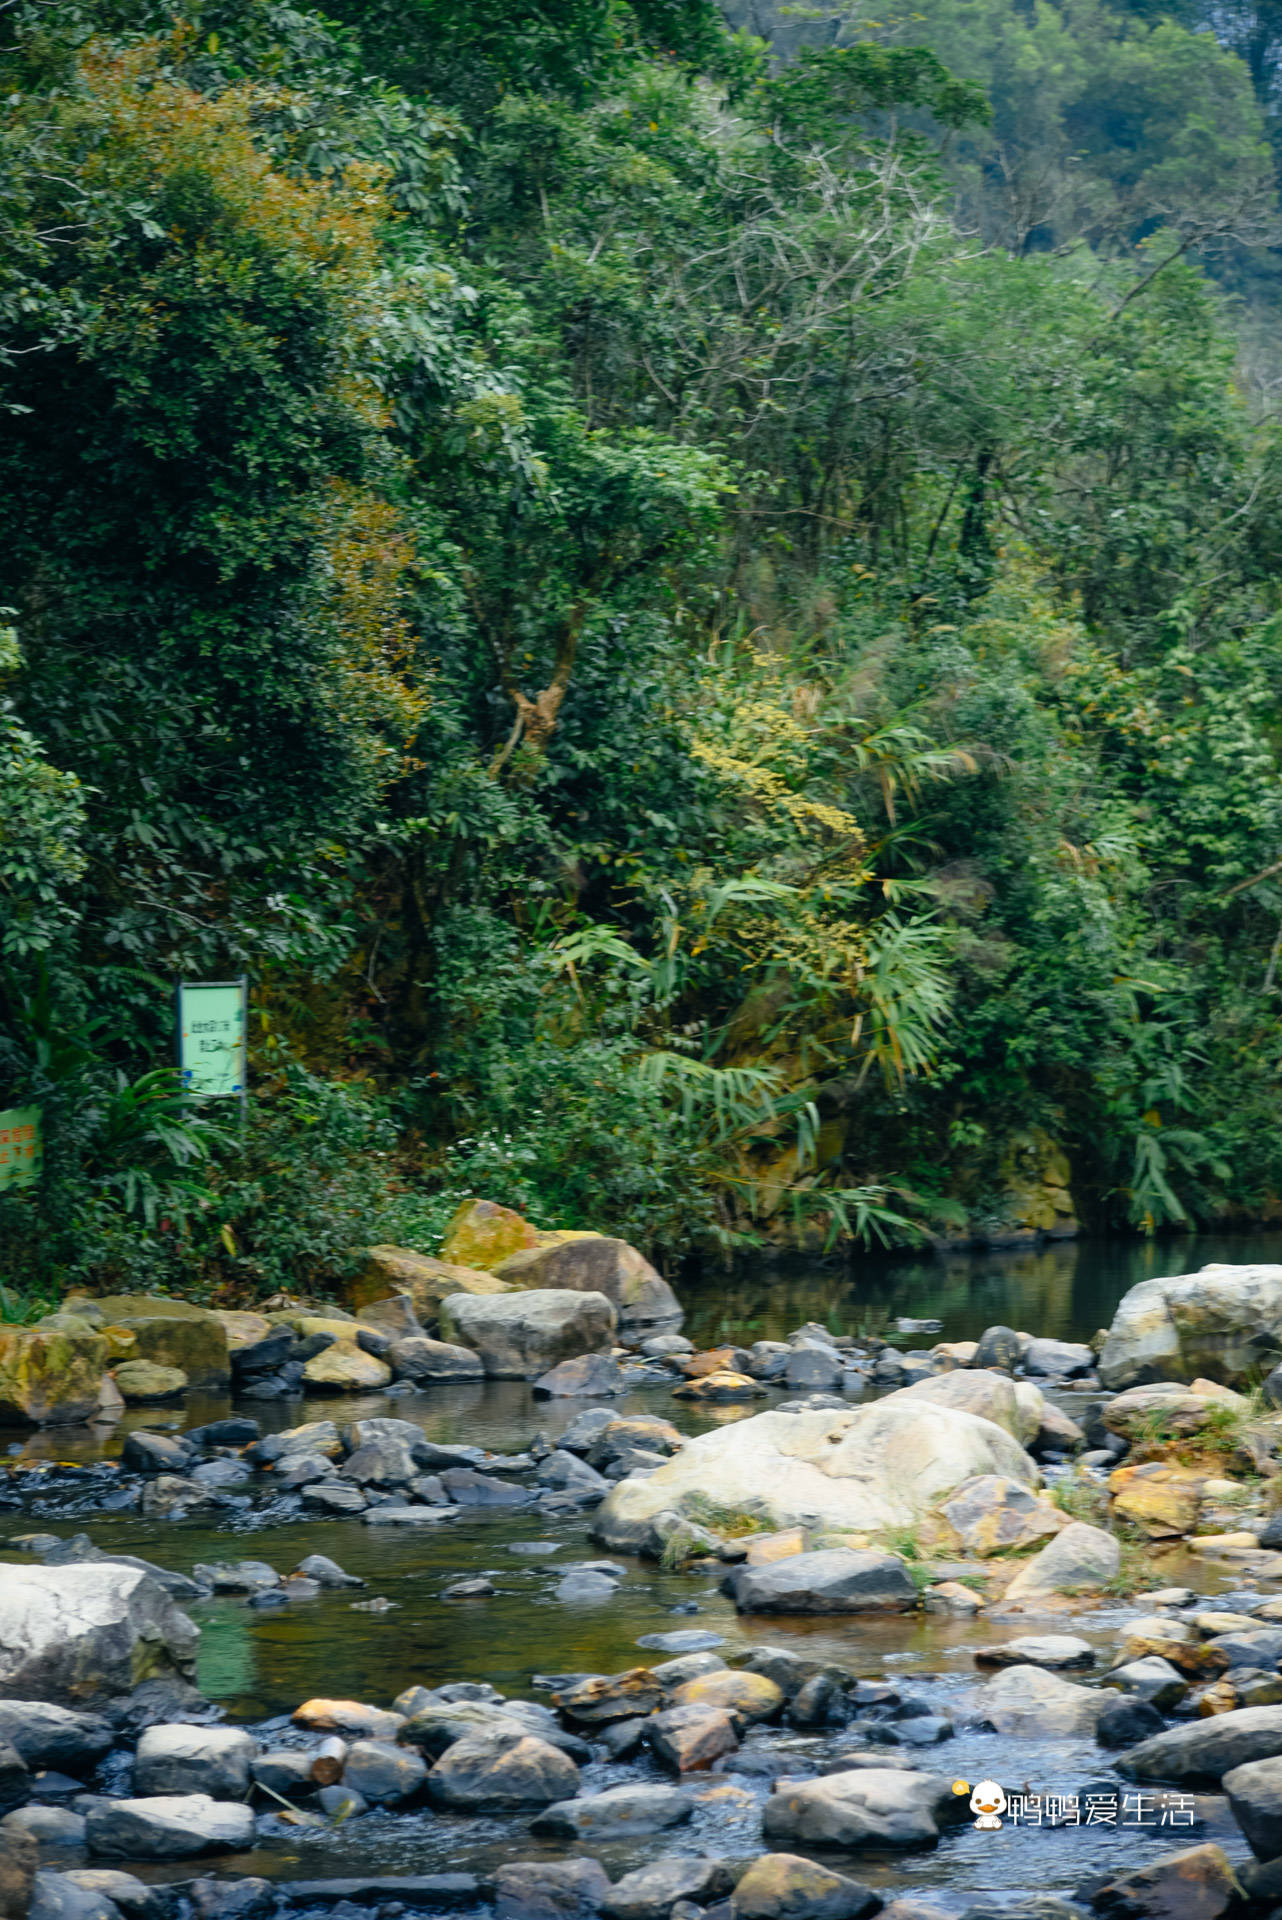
[439,1467,534,1507]
[744,1530,807,1568]
[494,1860,613,1920]
[762,1768,967,1849]
[1022,1338,1095,1377]
[1097,1697,1166,1748]
[923,1581,983,1615]
[0,1703,113,1773]
[339,1438,417,1486]
[1118,1705,1282,1784]
[531,1783,692,1838]
[1088,1842,1242,1920]
[1104,1382,1243,1442]
[642,1334,694,1357]
[785,1348,844,1392]
[301,1339,392,1391]
[672,1671,784,1723]
[0,1567,197,1706]
[493,1233,682,1331]
[3,1805,86,1845]
[256,1419,342,1462]
[672,1371,764,1403]
[556,1670,664,1724]
[0,1327,108,1427]
[1107,1462,1206,1537]
[726,1550,917,1615]
[537,1452,611,1495]
[352,1244,513,1319]
[974,1665,1108,1735]
[356,1293,425,1339]
[111,1362,186,1403]
[66,1295,230,1390]
[647,1703,738,1772]
[84,1795,254,1859]
[387,1337,485,1381]
[593,1399,1037,1553]
[58,1874,161,1920]
[302,1482,366,1515]
[731,1853,880,1919]
[186,1880,274,1919]
[251,1749,316,1796]
[192,1560,279,1595]
[134,1725,256,1798]
[26,1874,120,1920]
[440,1199,541,1268]
[1034,1402,1086,1452]
[0,1741,28,1816]
[1222,1752,1282,1862]
[426,1732,579,1809]
[589,1416,683,1468]
[341,1739,428,1806]
[292,1699,404,1739]
[973,1635,1094,1670]
[1104,1658,1188,1711]
[602,1858,734,1920]
[294,1554,363,1589]
[936,1476,1065,1557]
[440,1290,617,1378]
[533,1355,625,1398]
[973,1327,1024,1371]
[0,1831,36,1920]
[1098,1264,1282,1389]
[892,1369,1042,1445]
[1002,1521,1120,1601]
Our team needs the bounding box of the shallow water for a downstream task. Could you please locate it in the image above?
[5,1233,1281,1906]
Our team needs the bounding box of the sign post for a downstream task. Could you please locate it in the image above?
[0,1105,42,1193]
[177,977,248,1125]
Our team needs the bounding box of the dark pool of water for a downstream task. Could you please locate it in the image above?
[5,1233,1280,1903]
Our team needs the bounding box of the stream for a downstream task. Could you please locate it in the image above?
[7,1231,1282,1911]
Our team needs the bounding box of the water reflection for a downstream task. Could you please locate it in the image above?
[681,1229,1282,1348]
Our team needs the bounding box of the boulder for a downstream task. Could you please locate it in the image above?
[1102,1657,1187,1712]
[973,1635,1094,1671]
[0,1830,36,1920]
[671,1671,784,1722]
[0,1567,198,1706]
[762,1768,966,1849]
[602,1858,734,1920]
[555,1671,664,1725]
[440,1290,617,1378]
[301,1332,391,1392]
[494,1860,613,1920]
[0,1702,114,1773]
[439,1199,540,1268]
[647,1702,739,1772]
[1118,1705,1282,1785]
[493,1233,681,1331]
[1022,1338,1095,1378]
[1002,1521,1120,1601]
[27,1873,121,1920]
[531,1783,692,1838]
[56,1874,160,1920]
[1223,1753,1282,1858]
[935,1475,1065,1556]
[84,1795,255,1859]
[1104,1382,1244,1442]
[726,1550,917,1615]
[4,1806,86,1846]
[64,1296,229,1390]
[592,1399,1037,1553]
[1089,1843,1242,1920]
[1107,1462,1206,1537]
[341,1739,428,1807]
[350,1244,512,1318]
[0,1741,28,1816]
[1097,1697,1166,1749]
[731,1854,880,1920]
[973,1664,1108,1736]
[292,1699,404,1739]
[672,1370,763,1403]
[133,1724,255,1799]
[1098,1264,1282,1389]
[973,1327,1024,1371]
[426,1732,579,1809]
[111,1362,186,1403]
[891,1370,1041,1444]
[0,1328,108,1426]
[387,1337,484,1382]
[784,1348,844,1392]
[532,1355,625,1398]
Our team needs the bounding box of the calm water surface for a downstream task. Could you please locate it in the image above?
[4,1233,1280,1904]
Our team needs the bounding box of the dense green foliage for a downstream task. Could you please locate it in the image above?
[4,0,1282,1302]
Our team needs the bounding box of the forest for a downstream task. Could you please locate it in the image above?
[5,0,1282,1305]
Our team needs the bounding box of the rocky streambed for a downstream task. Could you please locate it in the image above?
[11,1235,1282,1920]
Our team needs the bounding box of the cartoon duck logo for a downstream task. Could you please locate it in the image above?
[967,1779,1007,1830]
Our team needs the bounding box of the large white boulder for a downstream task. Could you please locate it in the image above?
[592,1397,1038,1554]
[0,1566,199,1706]
[1099,1264,1282,1389]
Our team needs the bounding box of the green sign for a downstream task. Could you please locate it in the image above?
[0,1105,42,1191]
[178,979,247,1098]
